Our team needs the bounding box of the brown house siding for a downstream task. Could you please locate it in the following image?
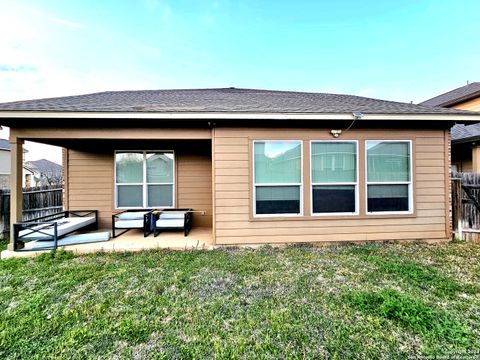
[68,150,114,228]
[213,127,449,245]
[452,97,480,112]
[67,141,212,229]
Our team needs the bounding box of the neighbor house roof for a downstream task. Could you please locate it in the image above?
[0,139,10,151]
[420,82,480,108]
[0,138,28,152]
[451,123,480,143]
[0,88,475,115]
[25,159,62,176]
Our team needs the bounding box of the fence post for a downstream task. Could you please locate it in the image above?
[451,178,462,240]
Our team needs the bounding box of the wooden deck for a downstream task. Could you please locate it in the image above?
[0,227,214,259]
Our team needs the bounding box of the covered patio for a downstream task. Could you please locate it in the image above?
[3,124,215,256]
[1,227,214,258]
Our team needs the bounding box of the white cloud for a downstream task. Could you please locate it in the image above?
[161,5,172,21]
[52,17,84,29]
[356,88,373,97]
[144,0,161,11]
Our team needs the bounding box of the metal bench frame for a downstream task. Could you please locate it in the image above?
[152,208,193,237]
[13,210,98,252]
[111,209,154,238]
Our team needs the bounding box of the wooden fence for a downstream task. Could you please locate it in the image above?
[0,185,63,237]
[452,172,480,241]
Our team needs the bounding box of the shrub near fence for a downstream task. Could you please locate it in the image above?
[0,185,63,237]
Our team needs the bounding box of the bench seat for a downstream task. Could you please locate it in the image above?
[19,216,96,241]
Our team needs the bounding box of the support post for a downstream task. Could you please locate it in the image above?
[8,139,24,251]
[451,178,462,240]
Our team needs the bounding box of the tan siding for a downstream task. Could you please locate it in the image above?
[68,141,212,229]
[177,151,212,228]
[215,231,447,245]
[68,150,113,228]
[453,97,480,112]
[213,127,449,245]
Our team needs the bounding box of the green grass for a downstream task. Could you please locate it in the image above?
[0,235,8,252]
[1,242,480,359]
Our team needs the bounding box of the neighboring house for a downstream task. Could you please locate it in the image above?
[420,82,480,172]
[24,159,63,186]
[449,123,480,172]
[0,139,12,188]
[0,88,480,246]
[22,164,37,188]
[420,82,480,111]
[0,138,32,188]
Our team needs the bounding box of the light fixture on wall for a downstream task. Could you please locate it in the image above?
[330,129,342,138]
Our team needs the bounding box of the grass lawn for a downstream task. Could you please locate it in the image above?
[1,242,480,359]
[0,237,7,252]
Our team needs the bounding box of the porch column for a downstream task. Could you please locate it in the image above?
[472,144,480,173]
[8,139,24,250]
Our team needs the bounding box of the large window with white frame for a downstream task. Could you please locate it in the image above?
[366,141,412,213]
[253,140,302,216]
[115,151,174,208]
[311,141,358,214]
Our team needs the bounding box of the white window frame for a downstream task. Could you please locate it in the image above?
[310,140,359,216]
[114,150,175,209]
[365,140,413,215]
[252,140,303,217]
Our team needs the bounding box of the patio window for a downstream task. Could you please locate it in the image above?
[366,141,412,213]
[115,151,174,208]
[253,140,302,216]
[311,141,358,214]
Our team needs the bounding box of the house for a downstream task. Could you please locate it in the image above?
[420,82,480,172]
[24,159,63,186]
[0,138,33,188]
[0,87,479,250]
[420,82,480,111]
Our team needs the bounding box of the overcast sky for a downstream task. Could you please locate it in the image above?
[1,0,479,164]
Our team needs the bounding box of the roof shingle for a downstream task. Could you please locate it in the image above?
[0,88,474,115]
[451,123,480,142]
[420,82,480,108]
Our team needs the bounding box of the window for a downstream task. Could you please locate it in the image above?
[115,151,174,208]
[366,141,412,213]
[253,140,302,216]
[311,141,358,214]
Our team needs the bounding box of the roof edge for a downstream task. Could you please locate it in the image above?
[438,90,480,108]
[452,135,480,144]
[0,111,480,121]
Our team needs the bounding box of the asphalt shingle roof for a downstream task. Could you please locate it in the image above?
[0,138,10,151]
[420,82,480,108]
[0,88,473,115]
[451,123,480,142]
[25,159,62,175]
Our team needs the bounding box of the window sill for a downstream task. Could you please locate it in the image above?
[249,212,416,222]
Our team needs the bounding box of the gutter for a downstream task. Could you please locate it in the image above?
[452,136,480,145]
[0,111,480,122]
